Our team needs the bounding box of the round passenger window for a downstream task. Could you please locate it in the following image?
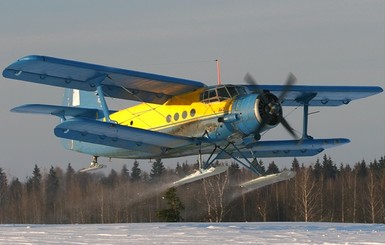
[174,113,179,121]
[190,109,196,117]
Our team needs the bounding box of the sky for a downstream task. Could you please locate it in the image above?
[0,0,384,180]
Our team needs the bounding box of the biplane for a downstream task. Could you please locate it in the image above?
[3,55,383,189]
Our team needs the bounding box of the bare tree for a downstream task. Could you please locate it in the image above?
[367,168,381,223]
[201,170,229,222]
[296,167,319,222]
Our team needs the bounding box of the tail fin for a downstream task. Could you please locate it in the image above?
[61,89,103,152]
[63,89,102,109]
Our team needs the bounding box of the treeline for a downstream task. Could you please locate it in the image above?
[0,155,384,224]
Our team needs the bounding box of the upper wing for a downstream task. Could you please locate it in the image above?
[3,55,206,104]
[246,85,383,106]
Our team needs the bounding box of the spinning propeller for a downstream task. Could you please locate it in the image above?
[244,73,298,139]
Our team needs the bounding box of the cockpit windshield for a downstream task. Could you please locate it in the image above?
[201,85,248,103]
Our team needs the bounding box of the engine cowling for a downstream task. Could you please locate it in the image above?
[231,92,282,136]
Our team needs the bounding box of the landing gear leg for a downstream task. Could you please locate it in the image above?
[90,156,99,167]
[173,145,228,186]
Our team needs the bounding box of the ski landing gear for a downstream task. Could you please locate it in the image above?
[173,142,296,190]
[79,156,106,172]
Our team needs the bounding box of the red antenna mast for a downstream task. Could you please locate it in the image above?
[215,59,221,85]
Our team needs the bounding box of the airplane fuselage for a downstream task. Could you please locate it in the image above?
[65,85,272,159]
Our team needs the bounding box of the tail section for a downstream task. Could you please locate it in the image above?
[62,89,102,109]
[61,89,103,153]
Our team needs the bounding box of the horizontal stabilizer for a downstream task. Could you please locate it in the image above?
[173,166,229,186]
[11,104,112,119]
[240,170,296,190]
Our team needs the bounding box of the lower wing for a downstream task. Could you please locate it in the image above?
[54,118,195,155]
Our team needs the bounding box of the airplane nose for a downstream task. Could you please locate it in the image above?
[267,102,281,116]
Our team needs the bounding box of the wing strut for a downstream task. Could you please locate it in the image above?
[296,93,317,139]
[90,74,113,123]
[96,84,112,122]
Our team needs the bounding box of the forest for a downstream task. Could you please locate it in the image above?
[0,155,384,224]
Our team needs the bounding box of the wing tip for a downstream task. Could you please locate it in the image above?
[2,55,45,78]
[18,55,46,62]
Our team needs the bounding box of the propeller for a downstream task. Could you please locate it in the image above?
[244,72,298,139]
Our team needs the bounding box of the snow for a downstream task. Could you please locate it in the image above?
[0,222,384,245]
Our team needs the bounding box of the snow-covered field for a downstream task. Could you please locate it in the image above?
[0,222,384,244]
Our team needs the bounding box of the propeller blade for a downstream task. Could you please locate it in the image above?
[244,72,258,86]
[244,72,269,102]
[278,72,297,102]
[279,116,298,139]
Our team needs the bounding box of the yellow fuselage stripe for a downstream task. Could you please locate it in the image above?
[109,89,233,136]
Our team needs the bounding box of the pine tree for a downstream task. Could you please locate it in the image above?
[8,178,23,222]
[32,164,42,191]
[26,164,44,223]
[229,162,240,175]
[157,187,185,222]
[45,166,59,222]
[103,169,118,187]
[175,163,183,177]
[131,160,142,182]
[379,156,385,169]
[322,155,338,179]
[120,164,130,182]
[0,168,7,208]
[251,159,266,175]
[182,162,191,175]
[9,178,22,202]
[150,159,165,181]
[356,159,368,178]
[65,163,75,187]
[313,158,322,180]
[266,161,280,174]
[291,158,300,172]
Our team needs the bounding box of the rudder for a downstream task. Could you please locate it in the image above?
[62,89,102,109]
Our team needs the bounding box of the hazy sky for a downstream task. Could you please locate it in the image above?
[1,0,384,179]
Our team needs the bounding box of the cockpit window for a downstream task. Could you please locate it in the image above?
[202,89,216,101]
[227,86,238,97]
[208,89,217,98]
[201,85,248,103]
[236,86,247,95]
[217,87,230,100]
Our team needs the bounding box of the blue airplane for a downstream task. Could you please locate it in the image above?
[3,55,383,189]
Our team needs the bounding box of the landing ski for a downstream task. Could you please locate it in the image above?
[173,166,229,187]
[240,170,295,190]
[79,164,106,173]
